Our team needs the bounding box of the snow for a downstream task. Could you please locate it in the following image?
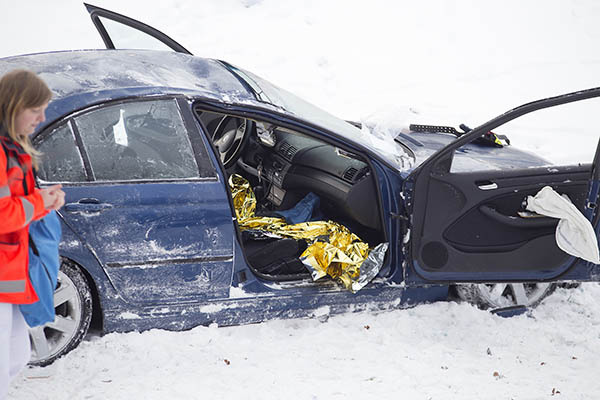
[11,285,600,400]
[3,0,600,398]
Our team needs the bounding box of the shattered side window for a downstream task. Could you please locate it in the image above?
[74,99,200,181]
[36,122,87,183]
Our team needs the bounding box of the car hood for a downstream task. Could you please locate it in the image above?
[394,130,552,172]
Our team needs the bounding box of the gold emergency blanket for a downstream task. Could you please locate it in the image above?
[230,174,387,292]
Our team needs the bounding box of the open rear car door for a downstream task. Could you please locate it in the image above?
[405,88,600,284]
[84,3,192,54]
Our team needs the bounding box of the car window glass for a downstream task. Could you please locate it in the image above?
[451,96,600,172]
[36,122,87,183]
[74,99,199,181]
[99,16,175,52]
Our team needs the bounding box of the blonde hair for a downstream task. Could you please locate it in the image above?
[0,69,52,164]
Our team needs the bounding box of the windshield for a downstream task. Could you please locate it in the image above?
[237,67,413,171]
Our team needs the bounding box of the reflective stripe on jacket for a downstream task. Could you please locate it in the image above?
[0,130,47,304]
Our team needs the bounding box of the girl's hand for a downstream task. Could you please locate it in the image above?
[40,184,65,210]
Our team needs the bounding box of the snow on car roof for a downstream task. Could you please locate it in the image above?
[0,49,254,131]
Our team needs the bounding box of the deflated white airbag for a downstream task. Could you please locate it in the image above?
[526,186,600,264]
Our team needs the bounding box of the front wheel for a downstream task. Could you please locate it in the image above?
[455,282,557,309]
[28,261,93,366]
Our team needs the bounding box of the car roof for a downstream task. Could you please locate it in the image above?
[0,49,254,131]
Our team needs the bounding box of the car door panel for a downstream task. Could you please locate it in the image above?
[415,165,590,278]
[406,87,600,284]
[36,97,236,306]
[440,166,589,251]
[62,182,234,306]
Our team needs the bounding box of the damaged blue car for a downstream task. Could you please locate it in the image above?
[2,4,599,365]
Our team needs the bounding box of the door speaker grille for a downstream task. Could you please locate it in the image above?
[421,241,448,269]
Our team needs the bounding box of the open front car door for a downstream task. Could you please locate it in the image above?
[405,87,600,285]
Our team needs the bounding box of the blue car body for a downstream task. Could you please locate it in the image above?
[0,49,447,332]
[3,3,600,365]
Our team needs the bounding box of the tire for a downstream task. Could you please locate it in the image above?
[455,282,557,309]
[28,260,93,366]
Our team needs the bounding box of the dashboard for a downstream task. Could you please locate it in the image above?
[239,127,381,231]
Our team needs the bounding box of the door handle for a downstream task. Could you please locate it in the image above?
[476,180,498,190]
[64,198,113,213]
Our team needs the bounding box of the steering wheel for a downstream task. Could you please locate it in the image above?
[211,116,254,168]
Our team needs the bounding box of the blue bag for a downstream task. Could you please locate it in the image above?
[19,210,62,327]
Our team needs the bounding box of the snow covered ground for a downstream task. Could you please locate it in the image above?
[9,284,600,400]
[3,0,600,398]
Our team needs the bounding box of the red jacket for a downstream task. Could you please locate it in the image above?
[0,133,47,304]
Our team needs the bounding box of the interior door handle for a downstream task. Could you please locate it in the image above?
[476,180,498,190]
[64,198,113,213]
[479,205,557,228]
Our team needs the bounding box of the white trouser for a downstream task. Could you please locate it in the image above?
[0,303,31,400]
